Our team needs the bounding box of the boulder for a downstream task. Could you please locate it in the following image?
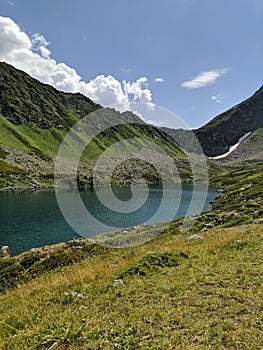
[0,245,10,258]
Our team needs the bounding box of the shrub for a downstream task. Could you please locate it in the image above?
[20,252,40,269]
[119,251,188,278]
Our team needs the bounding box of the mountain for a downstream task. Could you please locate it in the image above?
[196,85,263,157]
[0,62,187,189]
[162,86,263,159]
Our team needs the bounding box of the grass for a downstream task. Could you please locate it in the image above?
[0,224,262,349]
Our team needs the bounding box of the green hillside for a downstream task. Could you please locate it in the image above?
[0,62,187,188]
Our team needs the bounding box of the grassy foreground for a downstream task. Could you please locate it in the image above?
[0,223,262,349]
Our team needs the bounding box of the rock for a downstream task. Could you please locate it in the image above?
[0,245,10,258]
[30,247,41,253]
[112,279,124,287]
[188,234,204,241]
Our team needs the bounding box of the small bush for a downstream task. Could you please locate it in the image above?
[0,257,16,272]
[223,215,251,228]
[0,263,24,292]
[20,252,40,269]
[227,240,249,250]
[119,251,188,278]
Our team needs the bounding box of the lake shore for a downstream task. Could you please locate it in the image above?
[0,184,218,256]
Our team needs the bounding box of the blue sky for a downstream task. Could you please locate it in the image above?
[0,0,262,128]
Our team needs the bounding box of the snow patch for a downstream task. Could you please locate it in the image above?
[209,132,251,160]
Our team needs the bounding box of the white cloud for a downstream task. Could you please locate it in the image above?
[0,16,154,112]
[211,94,223,103]
[80,74,130,110]
[7,1,14,5]
[154,77,164,83]
[181,68,229,89]
[142,118,164,127]
[32,33,49,47]
[0,16,31,56]
[123,77,155,110]
[31,33,52,59]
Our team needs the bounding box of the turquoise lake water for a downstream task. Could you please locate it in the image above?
[0,184,218,255]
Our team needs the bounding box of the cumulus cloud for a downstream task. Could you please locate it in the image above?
[0,16,154,112]
[181,68,229,89]
[80,75,130,110]
[154,77,164,83]
[211,94,223,103]
[123,77,155,110]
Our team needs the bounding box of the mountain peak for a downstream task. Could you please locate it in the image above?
[195,84,263,157]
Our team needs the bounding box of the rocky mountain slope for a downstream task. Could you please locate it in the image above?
[0,62,187,189]
[163,85,263,159]
[209,127,263,164]
[196,85,263,157]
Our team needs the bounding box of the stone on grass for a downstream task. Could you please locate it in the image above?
[188,234,204,241]
[112,279,124,287]
[0,246,10,258]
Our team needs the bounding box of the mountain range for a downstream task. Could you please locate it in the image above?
[0,61,262,189]
[0,62,187,189]
[163,85,263,160]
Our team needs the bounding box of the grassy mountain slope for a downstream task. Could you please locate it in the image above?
[0,63,262,348]
[0,62,99,127]
[0,62,187,188]
[0,225,261,350]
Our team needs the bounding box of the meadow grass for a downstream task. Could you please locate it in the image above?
[0,224,262,349]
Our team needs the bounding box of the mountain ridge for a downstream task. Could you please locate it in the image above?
[196,85,263,156]
[162,85,263,159]
[0,62,188,189]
